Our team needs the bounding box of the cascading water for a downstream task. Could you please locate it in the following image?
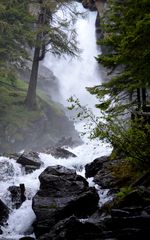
[0,3,112,239]
[43,3,102,108]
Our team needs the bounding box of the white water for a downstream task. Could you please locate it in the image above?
[43,4,102,108]
[0,4,112,239]
[0,137,111,239]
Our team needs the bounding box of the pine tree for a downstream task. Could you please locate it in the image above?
[86,0,150,164]
[25,0,79,109]
[0,0,79,109]
[89,0,150,116]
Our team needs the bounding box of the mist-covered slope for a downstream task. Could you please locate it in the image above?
[0,76,81,154]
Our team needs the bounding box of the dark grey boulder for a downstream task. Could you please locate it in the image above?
[44,147,77,159]
[32,165,99,237]
[8,184,26,209]
[85,156,108,178]
[17,152,42,171]
[85,156,128,189]
[0,199,9,226]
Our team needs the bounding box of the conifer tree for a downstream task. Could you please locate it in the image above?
[86,0,150,164]
[25,0,79,109]
[0,0,79,109]
[89,0,150,116]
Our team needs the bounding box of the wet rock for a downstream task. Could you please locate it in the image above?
[116,188,150,208]
[8,184,26,209]
[104,215,150,235]
[85,156,109,178]
[38,216,102,240]
[0,228,3,234]
[32,165,99,237]
[0,199,9,225]
[85,156,128,189]
[94,171,119,189]
[88,199,150,239]
[99,205,150,239]
[82,0,97,11]
[44,147,77,159]
[17,152,42,171]
[85,156,118,188]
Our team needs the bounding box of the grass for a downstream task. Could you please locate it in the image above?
[0,75,70,152]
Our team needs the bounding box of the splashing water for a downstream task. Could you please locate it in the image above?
[0,132,111,239]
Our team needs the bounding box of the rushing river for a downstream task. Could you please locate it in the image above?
[0,3,112,239]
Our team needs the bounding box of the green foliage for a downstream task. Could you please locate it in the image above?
[93,0,150,115]
[85,0,150,169]
[0,0,34,67]
[92,116,150,168]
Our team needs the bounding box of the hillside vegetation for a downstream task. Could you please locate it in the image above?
[0,76,80,153]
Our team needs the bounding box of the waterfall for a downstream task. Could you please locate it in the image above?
[43,3,102,108]
[0,3,112,239]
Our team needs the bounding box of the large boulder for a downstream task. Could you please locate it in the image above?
[85,156,118,188]
[85,156,108,178]
[32,165,99,237]
[85,156,127,189]
[0,199,9,226]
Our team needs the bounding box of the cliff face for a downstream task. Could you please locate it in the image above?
[81,0,107,43]
[95,0,106,16]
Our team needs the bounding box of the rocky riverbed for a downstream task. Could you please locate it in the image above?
[0,147,150,240]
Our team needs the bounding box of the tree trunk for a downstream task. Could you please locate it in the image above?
[25,1,45,110]
[24,42,40,110]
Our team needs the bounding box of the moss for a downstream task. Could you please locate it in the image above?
[116,186,133,202]
[41,203,57,209]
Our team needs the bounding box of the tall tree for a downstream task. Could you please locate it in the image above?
[89,0,150,116]
[25,0,79,109]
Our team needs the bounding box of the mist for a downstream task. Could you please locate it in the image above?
[43,4,102,110]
